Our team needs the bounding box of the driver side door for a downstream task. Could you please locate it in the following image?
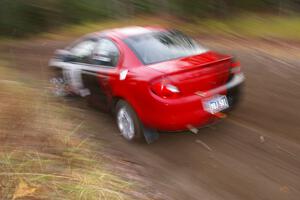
[81,38,121,111]
[59,37,97,96]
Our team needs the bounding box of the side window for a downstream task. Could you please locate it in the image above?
[69,39,97,63]
[92,39,120,67]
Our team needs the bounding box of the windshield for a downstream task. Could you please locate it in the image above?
[124,30,207,65]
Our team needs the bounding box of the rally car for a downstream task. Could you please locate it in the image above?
[49,26,244,143]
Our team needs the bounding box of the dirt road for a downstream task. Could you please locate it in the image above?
[1,37,300,200]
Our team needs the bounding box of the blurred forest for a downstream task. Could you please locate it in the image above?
[1,0,300,37]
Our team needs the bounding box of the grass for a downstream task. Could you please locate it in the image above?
[0,64,133,200]
[183,14,300,40]
[0,150,131,200]
[40,16,171,40]
[39,14,300,42]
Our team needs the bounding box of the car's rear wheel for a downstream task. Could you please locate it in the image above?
[115,100,144,142]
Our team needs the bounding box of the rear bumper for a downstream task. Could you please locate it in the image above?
[140,73,245,131]
[226,74,244,110]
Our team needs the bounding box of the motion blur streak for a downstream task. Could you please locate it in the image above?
[0,0,300,200]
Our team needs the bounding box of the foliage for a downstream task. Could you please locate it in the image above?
[0,0,300,37]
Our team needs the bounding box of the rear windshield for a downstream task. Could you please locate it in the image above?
[123,30,207,65]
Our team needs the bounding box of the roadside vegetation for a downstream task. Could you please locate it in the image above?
[40,14,300,42]
[1,0,300,41]
[0,64,134,200]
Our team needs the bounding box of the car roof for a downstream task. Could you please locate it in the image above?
[91,26,165,39]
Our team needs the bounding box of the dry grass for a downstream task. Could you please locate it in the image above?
[40,16,172,41]
[0,64,133,200]
[180,14,300,40]
[39,14,300,42]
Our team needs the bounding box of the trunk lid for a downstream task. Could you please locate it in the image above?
[147,51,232,96]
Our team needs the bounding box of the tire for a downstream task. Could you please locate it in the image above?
[115,100,144,142]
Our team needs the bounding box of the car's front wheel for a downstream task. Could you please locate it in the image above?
[115,100,144,142]
[49,67,72,97]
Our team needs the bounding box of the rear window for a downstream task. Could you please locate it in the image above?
[124,30,207,65]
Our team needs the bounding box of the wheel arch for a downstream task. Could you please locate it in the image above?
[111,95,143,121]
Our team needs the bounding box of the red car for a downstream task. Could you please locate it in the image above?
[49,26,244,143]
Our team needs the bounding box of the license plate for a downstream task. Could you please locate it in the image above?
[203,95,229,114]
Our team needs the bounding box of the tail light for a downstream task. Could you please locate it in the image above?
[151,79,181,98]
[230,58,241,74]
